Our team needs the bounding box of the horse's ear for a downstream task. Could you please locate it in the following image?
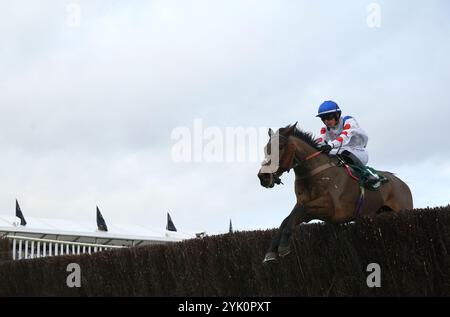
[268,128,274,137]
[285,122,298,135]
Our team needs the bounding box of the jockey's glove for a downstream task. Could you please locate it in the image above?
[320,144,332,154]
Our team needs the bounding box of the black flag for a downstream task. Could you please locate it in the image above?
[229,219,233,234]
[166,212,177,232]
[96,206,108,232]
[16,199,27,226]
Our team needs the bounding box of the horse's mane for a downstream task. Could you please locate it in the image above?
[280,125,321,151]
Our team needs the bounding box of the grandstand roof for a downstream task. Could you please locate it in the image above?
[0,214,195,246]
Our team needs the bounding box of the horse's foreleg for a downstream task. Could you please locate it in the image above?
[263,214,291,263]
[263,205,307,263]
[266,196,333,258]
[278,205,307,257]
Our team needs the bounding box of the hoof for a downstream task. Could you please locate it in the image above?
[278,245,291,257]
[262,252,278,263]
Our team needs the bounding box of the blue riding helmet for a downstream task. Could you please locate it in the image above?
[316,100,341,118]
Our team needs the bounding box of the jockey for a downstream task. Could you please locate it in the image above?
[316,100,379,185]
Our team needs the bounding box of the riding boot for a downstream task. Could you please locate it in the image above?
[340,151,379,187]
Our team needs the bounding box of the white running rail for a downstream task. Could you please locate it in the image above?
[6,235,126,261]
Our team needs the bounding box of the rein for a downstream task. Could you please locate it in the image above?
[291,147,335,179]
[269,132,365,217]
[291,149,337,179]
[291,150,323,169]
[270,134,336,180]
[305,151,323,161]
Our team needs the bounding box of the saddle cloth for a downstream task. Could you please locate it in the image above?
[344,164,389,191]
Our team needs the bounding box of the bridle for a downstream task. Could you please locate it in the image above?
[273,134,323,169]
[267,134,336,182]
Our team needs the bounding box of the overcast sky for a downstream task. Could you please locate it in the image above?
[0,0,449,234]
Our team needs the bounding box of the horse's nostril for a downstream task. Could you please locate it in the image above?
[258,173,272,187]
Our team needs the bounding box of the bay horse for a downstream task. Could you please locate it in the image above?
[257,123,413,263]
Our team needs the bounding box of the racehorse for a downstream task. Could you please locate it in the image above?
[257,123,413,263]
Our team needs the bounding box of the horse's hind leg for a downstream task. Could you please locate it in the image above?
[380,173,414,212]
[376,205,393,214]
[379,190,413,213]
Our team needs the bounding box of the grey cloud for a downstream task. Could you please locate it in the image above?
[0,0,449,233]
